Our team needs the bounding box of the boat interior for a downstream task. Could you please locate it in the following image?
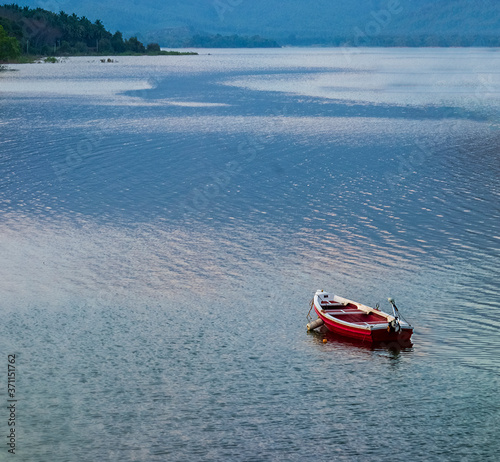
[319,300,389,324]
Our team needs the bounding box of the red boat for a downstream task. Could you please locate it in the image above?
[307,290,413,343]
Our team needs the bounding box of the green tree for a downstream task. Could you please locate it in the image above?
[146,42,161,53]
[98,38,113,53]
[125,36,145,53]
[74,41,88,54]
[0,25,21,61]
[0,17,23,41]
[111,31,126,53]
[93,19,108,41]
[58,40,71,54]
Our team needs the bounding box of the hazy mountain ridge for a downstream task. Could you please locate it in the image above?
[11,0,500,46]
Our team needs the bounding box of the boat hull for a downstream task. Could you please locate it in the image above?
[315,307,413,343]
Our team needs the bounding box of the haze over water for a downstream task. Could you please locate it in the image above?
[1,48,499,461]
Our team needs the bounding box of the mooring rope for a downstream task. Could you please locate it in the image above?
[306,298,314,320]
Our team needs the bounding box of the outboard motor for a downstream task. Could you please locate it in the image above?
[387,298,402,333]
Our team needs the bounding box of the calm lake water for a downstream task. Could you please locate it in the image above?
[1,48,499,461]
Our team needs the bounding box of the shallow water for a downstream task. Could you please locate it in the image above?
[1,48,499,461]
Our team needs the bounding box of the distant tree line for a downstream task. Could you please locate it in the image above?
[0,3,164,59]
[186,34,280,48]
[284,33,500,47]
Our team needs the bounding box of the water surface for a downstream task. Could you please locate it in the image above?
[1,48,499,461]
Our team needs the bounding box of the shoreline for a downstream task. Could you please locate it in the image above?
[1,50,198,65]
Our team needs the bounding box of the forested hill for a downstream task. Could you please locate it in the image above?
[0,3,165,56]
[8,0,500,47]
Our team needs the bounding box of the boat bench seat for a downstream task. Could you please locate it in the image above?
[320,301,347,308]
[323,309,363,314]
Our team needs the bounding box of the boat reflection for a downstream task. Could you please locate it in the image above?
[307,326,413,354]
